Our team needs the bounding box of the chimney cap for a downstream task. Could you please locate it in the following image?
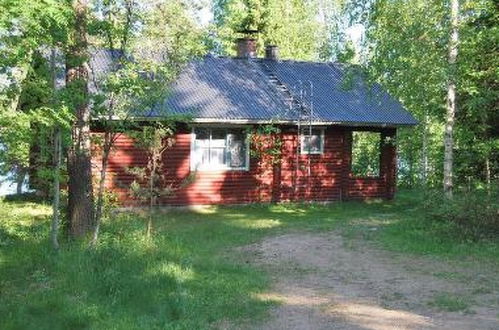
[265,45,279,60]
[237,29,259,34]
[236,37,257,58]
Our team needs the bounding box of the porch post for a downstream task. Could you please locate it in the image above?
[380,128,397,199]
[340,128,352,201]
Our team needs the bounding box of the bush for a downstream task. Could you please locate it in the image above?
[424,186,499,241]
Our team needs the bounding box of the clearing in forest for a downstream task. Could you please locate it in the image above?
[239,231,499,330]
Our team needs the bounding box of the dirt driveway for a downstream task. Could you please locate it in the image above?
[241,232,499,330]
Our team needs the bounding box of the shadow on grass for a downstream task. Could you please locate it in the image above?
[2,190,497,329]
[0,202,277,330]
[2,195,388,329]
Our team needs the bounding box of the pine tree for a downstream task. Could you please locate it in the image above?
[66,0,94,238]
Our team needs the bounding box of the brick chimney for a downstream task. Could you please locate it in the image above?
[265,45,279,60]
[236,38,257,58]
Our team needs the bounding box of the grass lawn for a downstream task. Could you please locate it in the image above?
[1,191,498,329]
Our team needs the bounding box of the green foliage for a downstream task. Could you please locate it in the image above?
[248,124,282,165]
[0,0,71,108]
[0,198,271,329]
[0,0,72,194]
[2,190,499,328]
[336,40,356,64]
[132,0,208,72]
[0,108,31,172]
[127,123,176,203]
[0,51,72,192]
[214,0,324,60]
[364,0,498,187]
[88,0,141,51]
[454,0,498,184]
[128,123,175,155]
[126,123,194,213]
[423,186,499,241]
[351,131,381,177]
[365,0,448,186]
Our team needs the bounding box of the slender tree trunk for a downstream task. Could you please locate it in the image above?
[66,0,94,238]
[408,150,414,188]
[91,132,111,246]
[50,47,61,250]
[422,112,429,186]
[444,0,459,198]
[147,148,156,239]
[15,168,26,195]
[51,128,62,249]
[485,157,491,194]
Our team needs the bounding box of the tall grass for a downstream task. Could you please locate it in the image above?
[1,200,274,329]
[1,190,498,329]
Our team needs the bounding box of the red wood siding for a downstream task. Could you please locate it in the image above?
[91,125,397,206]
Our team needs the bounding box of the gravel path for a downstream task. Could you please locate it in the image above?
[239,232,499,330]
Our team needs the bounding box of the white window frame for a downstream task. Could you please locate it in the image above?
[300,127,325,155]
[190,126,250,171]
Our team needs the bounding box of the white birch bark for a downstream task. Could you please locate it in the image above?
[444,0,459,198]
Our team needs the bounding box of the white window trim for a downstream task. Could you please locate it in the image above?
[300,127,325,155]
[190,126,250,172]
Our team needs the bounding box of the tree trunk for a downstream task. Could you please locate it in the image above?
[485,157,491,195]
[51,128,61,249]
[147,148,157,239]
[51,47,61,250]
[444,0,459,198]
[91,132,111,246]
[15,168,26,195]
[422,112,429,186]
[66,0,94,238]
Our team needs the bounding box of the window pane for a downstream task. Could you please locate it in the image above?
[195,128,209,140]
[200,148,210,165]
[227,130,246,168]
[303,135,320,152]
[195,128,210,147]
[192,127,248,170]
[211,128,226,148]
[302,129,322,153]
[193,143,210,168]
[210,147,225,165]
[211,128,226,140]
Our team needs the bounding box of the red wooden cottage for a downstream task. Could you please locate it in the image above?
[91,39,417,206]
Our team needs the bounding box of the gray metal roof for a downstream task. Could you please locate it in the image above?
[88,48,123,94]
[87,50,417,126]
[44,47,123,92]
[260,60,418,126]
[154,56,417,126]
[155,57,290,121]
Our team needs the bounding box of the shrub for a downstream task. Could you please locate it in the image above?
[424,186,499,241]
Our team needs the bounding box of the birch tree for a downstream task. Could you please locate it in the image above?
[443,0,459,197]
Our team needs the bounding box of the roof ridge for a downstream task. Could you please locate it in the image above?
[254,58,356,67]
[146,54,417,126]
[198,55,355,68]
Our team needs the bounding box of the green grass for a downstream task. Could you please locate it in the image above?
[428,293,472,312]
[1,190,498,329]
[341,190,499,261]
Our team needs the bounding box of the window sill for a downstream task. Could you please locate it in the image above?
[349,175,382,180]
[299,152,324,155]
[191,167,249,172]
